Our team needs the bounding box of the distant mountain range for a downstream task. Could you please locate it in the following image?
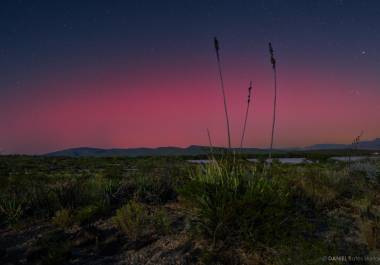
[45,138,380,157]
[304,138,380,150]
[46,146,267,157]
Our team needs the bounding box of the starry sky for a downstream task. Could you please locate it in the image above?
[1,0,379,154]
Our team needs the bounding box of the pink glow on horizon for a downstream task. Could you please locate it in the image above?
[1,60,379,154]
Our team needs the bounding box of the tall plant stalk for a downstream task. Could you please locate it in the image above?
[348,130,364,170]
[213,37,232,150]
[240,81,253,150]
[268,42,277,161]
[207,128,214,154]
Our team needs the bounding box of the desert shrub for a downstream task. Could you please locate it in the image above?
[26,185,60,217]
[152,208,171,235]
[84,176,121,210]
[101,178,121,206]
[52,178,87,209]
[359,218,380,250]
[0,170,61,221]
[350,161,379,181]
[0,193,24,225]
[290,166,340,209]
[103,163,125,179]
[121,158,188,205]
[74,204,103,226]
[113,200,148,240]
[50,175,118,212]
[125,172,178,205]
[178,156,328,262]
[291,164,373,205]
[179,157,298,244]
[335,169,370,200]
[52,208,72,229]
[113,201,172,239]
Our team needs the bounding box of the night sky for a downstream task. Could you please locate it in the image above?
[1,0,379,154]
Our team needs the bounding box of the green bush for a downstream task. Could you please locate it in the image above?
[0,194,24,225]
[125,173,179,204]
[84,176,120,209]
[52,208,72,229]
[152,208,171,235]
[27,185,60,217]
[74,205,103,226]
[52,178,87,209]
[113,200,148,240]
[179,157,314,247]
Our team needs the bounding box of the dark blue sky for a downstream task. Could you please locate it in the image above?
[2,0,379,77]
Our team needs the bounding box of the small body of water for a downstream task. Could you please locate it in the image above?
[187,159,213,164]
[246,158,259,163]
[188,156,379,165]
[277,158,312,164]
[189,158,312,165]
[248,158,312,164]
[329,156,379,162]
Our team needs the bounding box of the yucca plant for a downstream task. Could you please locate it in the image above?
[213,37,232,150]
[179,156,292,246]
[268,42,278,162]
[240,81,253,150]
[348,130,364,170]
[0,194,24,225]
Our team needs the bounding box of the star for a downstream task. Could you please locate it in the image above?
[361,50,367,55]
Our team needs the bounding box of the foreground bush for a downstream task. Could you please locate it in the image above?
[0,194,24,225]
[179,156,329,263]
[113,200,171,240]
[113,200,148,240]
[52,208,72,229]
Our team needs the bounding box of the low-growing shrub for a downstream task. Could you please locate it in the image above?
[152,208,171,235]
[350,161,378,181]
[52,178,87,209]
[52,208,72,229]
[113,200,148,240]
[181,158,286,241]
[74,205,103,226]
[0,194,24,225]
[126,173,178,205]
[113,201,172,239]
[27,185,60,217]
[179,156,320,252]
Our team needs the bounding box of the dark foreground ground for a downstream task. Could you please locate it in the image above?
[1,155,380,264]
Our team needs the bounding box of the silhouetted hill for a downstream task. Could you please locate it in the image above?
[304,138,380,150]
[46,146,267,157]
[45,138,380,157]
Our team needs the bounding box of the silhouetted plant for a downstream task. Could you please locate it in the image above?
[213,37,232,149]
[268,42,278,162]
[207,128,214,154]
[240,81,253,150]
[348,130,364,170]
